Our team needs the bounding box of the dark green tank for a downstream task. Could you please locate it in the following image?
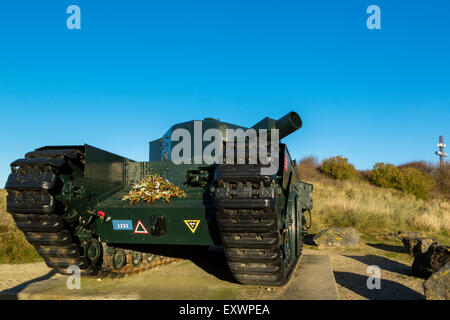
[5,111,313,286]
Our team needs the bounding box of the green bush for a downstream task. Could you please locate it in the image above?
[369,163,434,200]
[318,156,356,180]
[369,163,402,189]
[398,168,434,200]
[398,161,434,174]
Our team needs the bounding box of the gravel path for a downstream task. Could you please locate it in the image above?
[0,262,59,292]
[307,246,425,299]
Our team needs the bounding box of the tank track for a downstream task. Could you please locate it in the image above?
[5,148,178,279]
[214,164,301,286]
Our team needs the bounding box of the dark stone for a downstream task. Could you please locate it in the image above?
[313,227,360,247]
[412,243,450,278]
[423,262,450,300]
[389,231,427,240]
[402,236,435,255]
[389,231,435,255]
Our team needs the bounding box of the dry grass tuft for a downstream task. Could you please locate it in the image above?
[308,176,450,243]
[0,189,42,264]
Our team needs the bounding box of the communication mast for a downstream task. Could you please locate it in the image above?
[435,136,448,167]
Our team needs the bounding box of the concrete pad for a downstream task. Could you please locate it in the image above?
[276,254,340,300]
[0,250,338,300]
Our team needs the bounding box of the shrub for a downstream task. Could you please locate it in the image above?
[358,170,371,183]
[318,156,356,180]
[398,168,434,200]
[369,163,434,200]
[432,162,450,199]
[369,163,402,189]
[398,161,434,174]
[298,156,319,168]
[296,156,321,181]
[396,161,449,200]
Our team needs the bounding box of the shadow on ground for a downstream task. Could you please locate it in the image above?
[0,269,57,299]
[334,271,424,300]
[304,234,316,246]
[344,254,411,275]
[189,246,238,284]
[366,243,408,254]
[121,244,238,284]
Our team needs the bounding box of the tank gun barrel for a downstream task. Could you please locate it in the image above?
[251,111,302,140]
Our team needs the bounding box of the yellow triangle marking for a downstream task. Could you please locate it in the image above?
[184,220,200,234]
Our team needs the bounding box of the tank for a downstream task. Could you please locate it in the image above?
[4,111,313,286]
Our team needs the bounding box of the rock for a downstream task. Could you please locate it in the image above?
[402,236,435,255]
[389,231,435,255]
[389,231,427,240]
[423,262,450,300]
[313,227,360,247]
[412,243,450,278]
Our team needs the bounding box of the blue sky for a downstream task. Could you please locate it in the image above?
[0,1,449,186]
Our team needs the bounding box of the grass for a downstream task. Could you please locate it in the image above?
[0,189,43,264]
[302,175,450,245]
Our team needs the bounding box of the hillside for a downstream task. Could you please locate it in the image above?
[301,174,450,245]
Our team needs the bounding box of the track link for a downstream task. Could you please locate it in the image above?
[214,164,301,286]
